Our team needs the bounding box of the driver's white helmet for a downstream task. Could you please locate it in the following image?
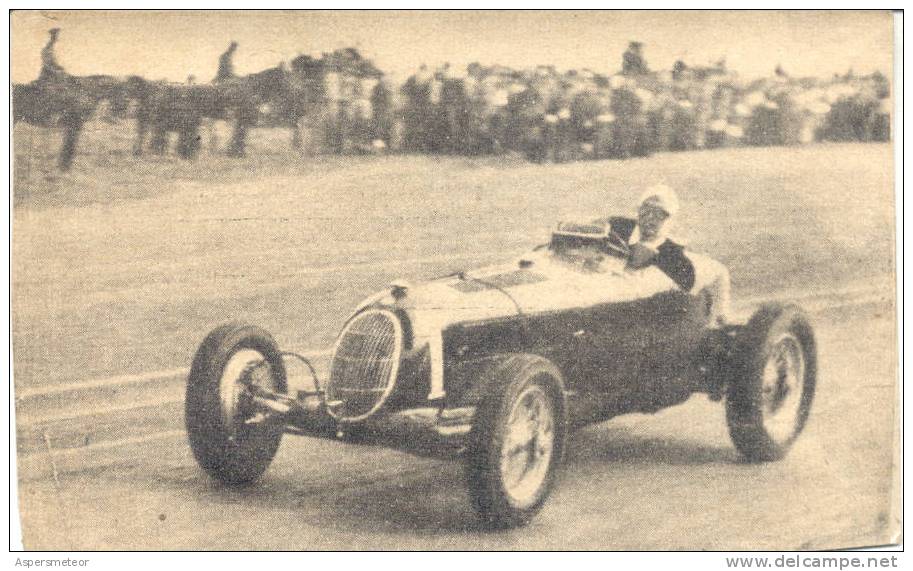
[639,184,679,218]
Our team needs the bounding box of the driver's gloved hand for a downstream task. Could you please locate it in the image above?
[626,242,657,270]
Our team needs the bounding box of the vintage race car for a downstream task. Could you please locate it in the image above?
[185,219,817,528]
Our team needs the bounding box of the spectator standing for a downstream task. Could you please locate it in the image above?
[38,28,66,83]
[214,41,238,83]
[622,41,649,76]
[370,78,394,149]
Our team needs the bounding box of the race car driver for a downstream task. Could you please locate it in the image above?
[609,184,732,326]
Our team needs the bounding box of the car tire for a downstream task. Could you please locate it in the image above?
[725,304,817,462]
[186,323,288,485]
[466,354,567,529]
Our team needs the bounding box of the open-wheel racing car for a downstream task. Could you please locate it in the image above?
[185,219,817,529]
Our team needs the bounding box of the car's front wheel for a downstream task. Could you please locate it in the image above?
[185,323,288,485]
[466,354,567,529]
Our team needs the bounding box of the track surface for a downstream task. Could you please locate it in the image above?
[12,141,899,549]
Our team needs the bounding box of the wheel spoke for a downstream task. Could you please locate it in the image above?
[506,436,535,458]
[760,333,806,444]
[502,446,530,488]
[499,383,556,508]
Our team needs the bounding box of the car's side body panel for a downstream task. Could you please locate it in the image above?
[344,238,722,424]
[439,287,712,423]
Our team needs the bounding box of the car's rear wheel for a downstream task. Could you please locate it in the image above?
[726,304,817,462]
[466,354,567,529]
[186,323,287,485]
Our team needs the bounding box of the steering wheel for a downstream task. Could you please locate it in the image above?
[604,230,631,259]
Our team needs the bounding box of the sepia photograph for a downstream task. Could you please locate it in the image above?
[10,9,901,552]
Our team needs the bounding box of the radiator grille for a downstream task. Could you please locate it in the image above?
[326,309,402,421]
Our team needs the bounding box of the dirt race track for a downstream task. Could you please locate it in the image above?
[12,133,900,550]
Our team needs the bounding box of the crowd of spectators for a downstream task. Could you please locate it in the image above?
[274,43,893,161]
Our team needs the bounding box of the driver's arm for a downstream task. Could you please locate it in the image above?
[655,241,696,291]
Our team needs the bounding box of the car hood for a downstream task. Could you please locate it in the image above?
[355,249,680,341]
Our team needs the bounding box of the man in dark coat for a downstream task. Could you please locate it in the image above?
[370,79,393,147]
[622,41,649,76]
[609,86,650,158]
[214,41,238,83]
[440,72,472,155]
[401,66,433,152]
[38,28,66,82]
